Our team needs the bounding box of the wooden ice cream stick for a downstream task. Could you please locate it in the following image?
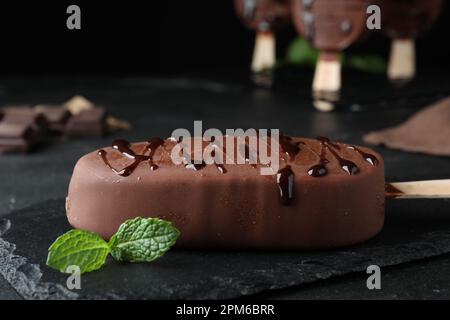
[313,51,341,101]
[386,179,450,199]
[388,38,416,81]
[251,31,276,73]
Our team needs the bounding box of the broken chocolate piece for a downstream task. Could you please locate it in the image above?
[36,105,72,134]
[65,108,107,138]
[0,122,35,154]
[2,106,49,133]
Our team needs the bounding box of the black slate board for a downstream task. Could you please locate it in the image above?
[1,197,450,300]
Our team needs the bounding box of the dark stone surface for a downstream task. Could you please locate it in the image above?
[1,197,450,300]
[0,73,449,299]
[0,276,20,300]
[254,253,450,300]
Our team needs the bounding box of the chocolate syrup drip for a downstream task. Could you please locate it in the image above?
[307,137,329,177]
[277,166,294,205]
[147,137,165,156]
[185,162,206,171]
[327,146,359,175]
[308,137,359,177]
[279,135,301,161]
[210,149,227,174]
[348,145,378,166]
[104,139,153,177]
[98,149,142,177]
[147,137,165,170]
[317,136,339,149]
[112,139,138,159]
[308,164,327,177]
[215,164,227,174]
[99,138,164,177]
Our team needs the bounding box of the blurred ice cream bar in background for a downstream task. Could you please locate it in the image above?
[234,0,291,84]
[291,0,368,104]
[379,0,443,82]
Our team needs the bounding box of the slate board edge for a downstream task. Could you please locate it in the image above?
[2,214,450,300]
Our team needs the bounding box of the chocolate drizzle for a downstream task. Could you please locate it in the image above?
[210,149,227,174]
[279,134,301,161]
[348,145,378,166]
[99,138,164,177]
[98,135,377,207]
[308,164,327,177]
[308,137,362,177]
[277,165,294,205]
[147,137,165,170]
[327,146,359,175]
[185,162,207,171]
[307,137,329,177]
[215,164,227,174]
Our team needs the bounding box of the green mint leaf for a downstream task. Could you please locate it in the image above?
[47,230,110,274]
[344,54,387,74]
[109,217,180,263]
[285,37,318,67]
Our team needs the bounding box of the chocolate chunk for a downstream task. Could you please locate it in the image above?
[36,105,72,134]
[65,108,107,138]
[0,122,35,154]
[2,106,49,133]
[0,106,49,152]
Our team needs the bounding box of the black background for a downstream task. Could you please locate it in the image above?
[0,0,449,75]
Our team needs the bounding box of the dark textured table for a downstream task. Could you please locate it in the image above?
[0,71,449,299]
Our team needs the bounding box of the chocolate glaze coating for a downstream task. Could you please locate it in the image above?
[234,0,291,32]
[66,137,385,249]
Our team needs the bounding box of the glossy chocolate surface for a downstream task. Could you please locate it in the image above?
[67,136,385,249]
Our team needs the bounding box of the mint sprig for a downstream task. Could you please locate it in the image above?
[47,230,110,273]
[109,217,180,262]
[47,217,180,274]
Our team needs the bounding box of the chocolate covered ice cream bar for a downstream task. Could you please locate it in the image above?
[379,0,443,81]
[234,0,291,80]
[291,0,368,104]
[67,136,386,249]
